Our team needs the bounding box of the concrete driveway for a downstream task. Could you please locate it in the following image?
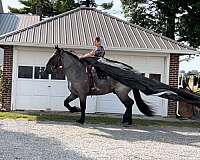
[0,120,200,160]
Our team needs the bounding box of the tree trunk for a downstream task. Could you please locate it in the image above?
[166,15,176,40]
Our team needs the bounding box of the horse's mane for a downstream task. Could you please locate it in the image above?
[62,49,88,68]
[103,58,133,70]
[63,50,80,61]
[62,49,133,70]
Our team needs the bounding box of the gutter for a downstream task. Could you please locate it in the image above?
[0,42,199,55]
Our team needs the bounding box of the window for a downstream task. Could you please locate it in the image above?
[18,66,33,79]
[34,66,48,79]
[18,66,65,80]
[149,74,161,82]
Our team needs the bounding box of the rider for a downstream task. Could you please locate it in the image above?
[80,36,105,59]
[80,37,105,91]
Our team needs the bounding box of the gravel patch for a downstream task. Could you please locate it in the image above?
[0,120,200,160]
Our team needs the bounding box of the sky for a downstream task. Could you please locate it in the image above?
[2,0,200,72]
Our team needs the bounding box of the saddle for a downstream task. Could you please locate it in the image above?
[86,65,107,90]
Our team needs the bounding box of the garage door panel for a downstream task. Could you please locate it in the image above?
[32,96,49,109]
[16,80,51,96]
[16,81,35,96]
[96,92,166,116]
[16,95,49,110]
[97,94,125,113]
[33,82,49,96]
[50,81,68,96]
[18,52,52,66]
[34,87,49,96]
[50,97,68,111]
[106,55,164,74]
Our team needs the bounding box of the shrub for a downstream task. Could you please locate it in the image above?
[195,89,200,96]
[0,67,11,110]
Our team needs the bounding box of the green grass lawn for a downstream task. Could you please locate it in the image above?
[0,111,199,128]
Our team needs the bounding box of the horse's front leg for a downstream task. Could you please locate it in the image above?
[64,93,80,112]
[77,96,87,124]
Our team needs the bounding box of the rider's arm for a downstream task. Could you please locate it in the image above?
[79,50,95,59]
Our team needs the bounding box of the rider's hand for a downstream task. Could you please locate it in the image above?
[79,55,83,59]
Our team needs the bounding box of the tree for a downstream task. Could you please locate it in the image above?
[180,70,186,74]
[121,0,200,48]
[9,0,113,18]
[79,0,113,9]
[100,2,113,10]
[187,70,199,76]
[177,0,200,48]
[8,0,78,18]
[53,0,79,15]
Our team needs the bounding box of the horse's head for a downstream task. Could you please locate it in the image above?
[44,46,64,74]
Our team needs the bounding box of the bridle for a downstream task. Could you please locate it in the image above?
[47,48,64,73]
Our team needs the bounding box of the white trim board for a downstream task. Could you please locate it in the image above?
[0,42,198,55]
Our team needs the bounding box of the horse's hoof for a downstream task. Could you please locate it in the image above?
[122,118,133,126]
[122,122,135,127]
[128,121,133,125]
[76,119,85,124]
[122,117,130,123]
[71,106,81,113]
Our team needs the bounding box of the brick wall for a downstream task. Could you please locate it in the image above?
[168,54,179,116]
[0,45,13,111]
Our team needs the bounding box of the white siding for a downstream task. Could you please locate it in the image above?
[12,46,169,117]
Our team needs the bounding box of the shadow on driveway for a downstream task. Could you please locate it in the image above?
[88,125,200,148]
[36,119,200,148]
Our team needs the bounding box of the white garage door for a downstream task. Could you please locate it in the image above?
[13,49,96,113]
[96,54,168,116]
[13,48,168,116]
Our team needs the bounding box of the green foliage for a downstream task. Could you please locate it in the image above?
[9,0,79,18]
[195,89,200,96]
[0,68,11,109]
[177,0,200,48]
[9,0,113,18]
[100,2,113,10]
[187,70,199,76]
[0,111,199,128]
[53,0,80,15]
[121,0,200,48]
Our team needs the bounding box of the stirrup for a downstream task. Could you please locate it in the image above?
[91,87,100,92]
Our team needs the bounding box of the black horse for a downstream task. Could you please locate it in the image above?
[45,47,200,124]
[44,47,153,124]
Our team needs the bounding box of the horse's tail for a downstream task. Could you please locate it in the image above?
[132,89,154,116]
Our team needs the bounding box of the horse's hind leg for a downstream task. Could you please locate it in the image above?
[77,96,87,124]
[64,93,80,112]
[116,90,134,125]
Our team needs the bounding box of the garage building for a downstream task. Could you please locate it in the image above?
[0,7,198,116]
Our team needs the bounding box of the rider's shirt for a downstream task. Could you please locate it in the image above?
[94,46,105,57]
